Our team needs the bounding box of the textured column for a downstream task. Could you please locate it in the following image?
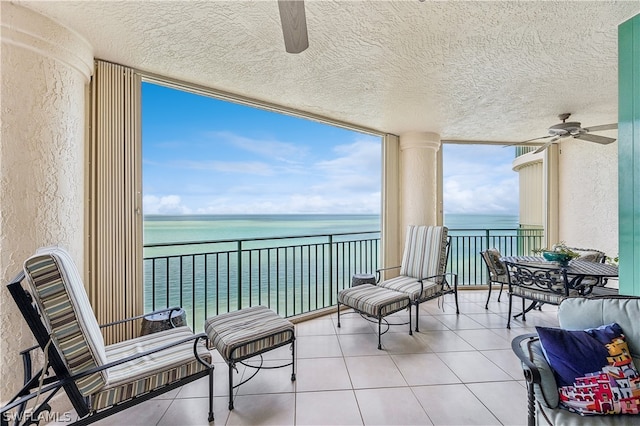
[0,2,93,402]
[399,132,442,237]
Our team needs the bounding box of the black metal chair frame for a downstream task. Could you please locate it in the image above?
[376,237,459,332]
[504,261,573,329]
[1,272,215,426]
[480,249,510,309]
[336,296,412,350]
[223,330,296,410]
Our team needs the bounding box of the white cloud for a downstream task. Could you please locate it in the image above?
[143,195,192,215]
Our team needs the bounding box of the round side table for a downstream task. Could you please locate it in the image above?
[140,308,187,335]
[351,273,376,287]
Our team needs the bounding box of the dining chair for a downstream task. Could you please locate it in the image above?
[479,248,510,309]
[504,260,580,329]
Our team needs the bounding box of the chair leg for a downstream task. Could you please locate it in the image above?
[377,316,382,350]
[497,283,504,302]
[208,366,215,422]
[337,302,341,328]
[507,294,513,329]
[485,282,493,309]
[291,337,296,382]
[228,362,234,410]
[521,298,526,322]
[414,302,420,332]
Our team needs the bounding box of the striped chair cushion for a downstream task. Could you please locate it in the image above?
[204,305,294,362]
[511,286,579,304]
[338,284,410,317]
[400,225,448,283]
[377,275,441,301]
[24,246,108,396]
[91,326,212,410]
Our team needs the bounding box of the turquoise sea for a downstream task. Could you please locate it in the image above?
[144,213,519,245]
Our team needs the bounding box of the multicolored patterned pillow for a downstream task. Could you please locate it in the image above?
[537,323,640,416]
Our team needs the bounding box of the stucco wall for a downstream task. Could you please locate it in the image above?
[557,139,618,258]
[0,2,92,404]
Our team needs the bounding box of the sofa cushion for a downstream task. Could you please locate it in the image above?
[558,297,640,365]
[537,323,640,415]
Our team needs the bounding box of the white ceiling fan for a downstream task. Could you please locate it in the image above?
[277,0,309,54]
[521,113,618,154]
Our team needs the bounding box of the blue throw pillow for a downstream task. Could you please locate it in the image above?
[536,323,640,415]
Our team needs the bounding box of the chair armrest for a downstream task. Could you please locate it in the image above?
[376,266,400,282]
[99,306,183,329]
[511,333,542,385]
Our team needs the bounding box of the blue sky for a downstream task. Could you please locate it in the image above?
[142,82,518,216]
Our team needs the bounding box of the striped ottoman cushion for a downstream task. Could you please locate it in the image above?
[338,284,410,317]
[205,306,294,362]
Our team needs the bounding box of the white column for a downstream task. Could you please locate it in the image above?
[0,2,93,402]
[399,132,442,234]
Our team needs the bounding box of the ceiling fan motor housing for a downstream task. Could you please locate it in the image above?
[548,121,583,137]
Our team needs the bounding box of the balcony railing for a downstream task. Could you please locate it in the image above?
[144,228,543,331]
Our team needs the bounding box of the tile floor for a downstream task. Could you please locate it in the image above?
[70,290,563,425]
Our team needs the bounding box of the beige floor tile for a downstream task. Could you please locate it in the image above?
[454,328,512,350]
[415,315,450,331]
[158,396,227,426]
[236,360,296,396]
[226,393,295,425]
[295,357,352,392]
[481,348,527,380]
[453,302,490,314]
[295,318,336,336]
[91,398,172,426]
[344,355,407,389]
[296,390,363,425]
[379,330,432,354]
[435,314,485,330]
[355,387,432,425]
[412,384,500,425]
[464,312,512,329]
[333,313,377,335]
[437,351,513,382]
[338,333,387,356]
[296,334,343,358]
[177,366,239,399]
[391,353,461,386]
[418,330,476,352]
[467,381,529,425]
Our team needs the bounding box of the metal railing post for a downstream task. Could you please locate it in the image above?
[328,235,333,306]
[237,240,242,311]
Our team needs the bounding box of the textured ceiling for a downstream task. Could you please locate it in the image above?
[17,0,640,143]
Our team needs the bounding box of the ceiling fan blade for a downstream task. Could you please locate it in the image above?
[573,133,617,144]
[583,123,618,132]
[278,0,309,54]
[505,135,554,147]
[532,137,560,154]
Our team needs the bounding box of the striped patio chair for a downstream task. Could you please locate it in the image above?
[2,246,214,425]
[377,225,459,331]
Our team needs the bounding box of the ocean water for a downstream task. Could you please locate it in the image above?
[144,213,519,245]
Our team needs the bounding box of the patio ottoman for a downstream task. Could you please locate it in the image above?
[204,305,295,410]
[337,284,412,350]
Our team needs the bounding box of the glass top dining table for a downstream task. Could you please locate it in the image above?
[500,255,619,277]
